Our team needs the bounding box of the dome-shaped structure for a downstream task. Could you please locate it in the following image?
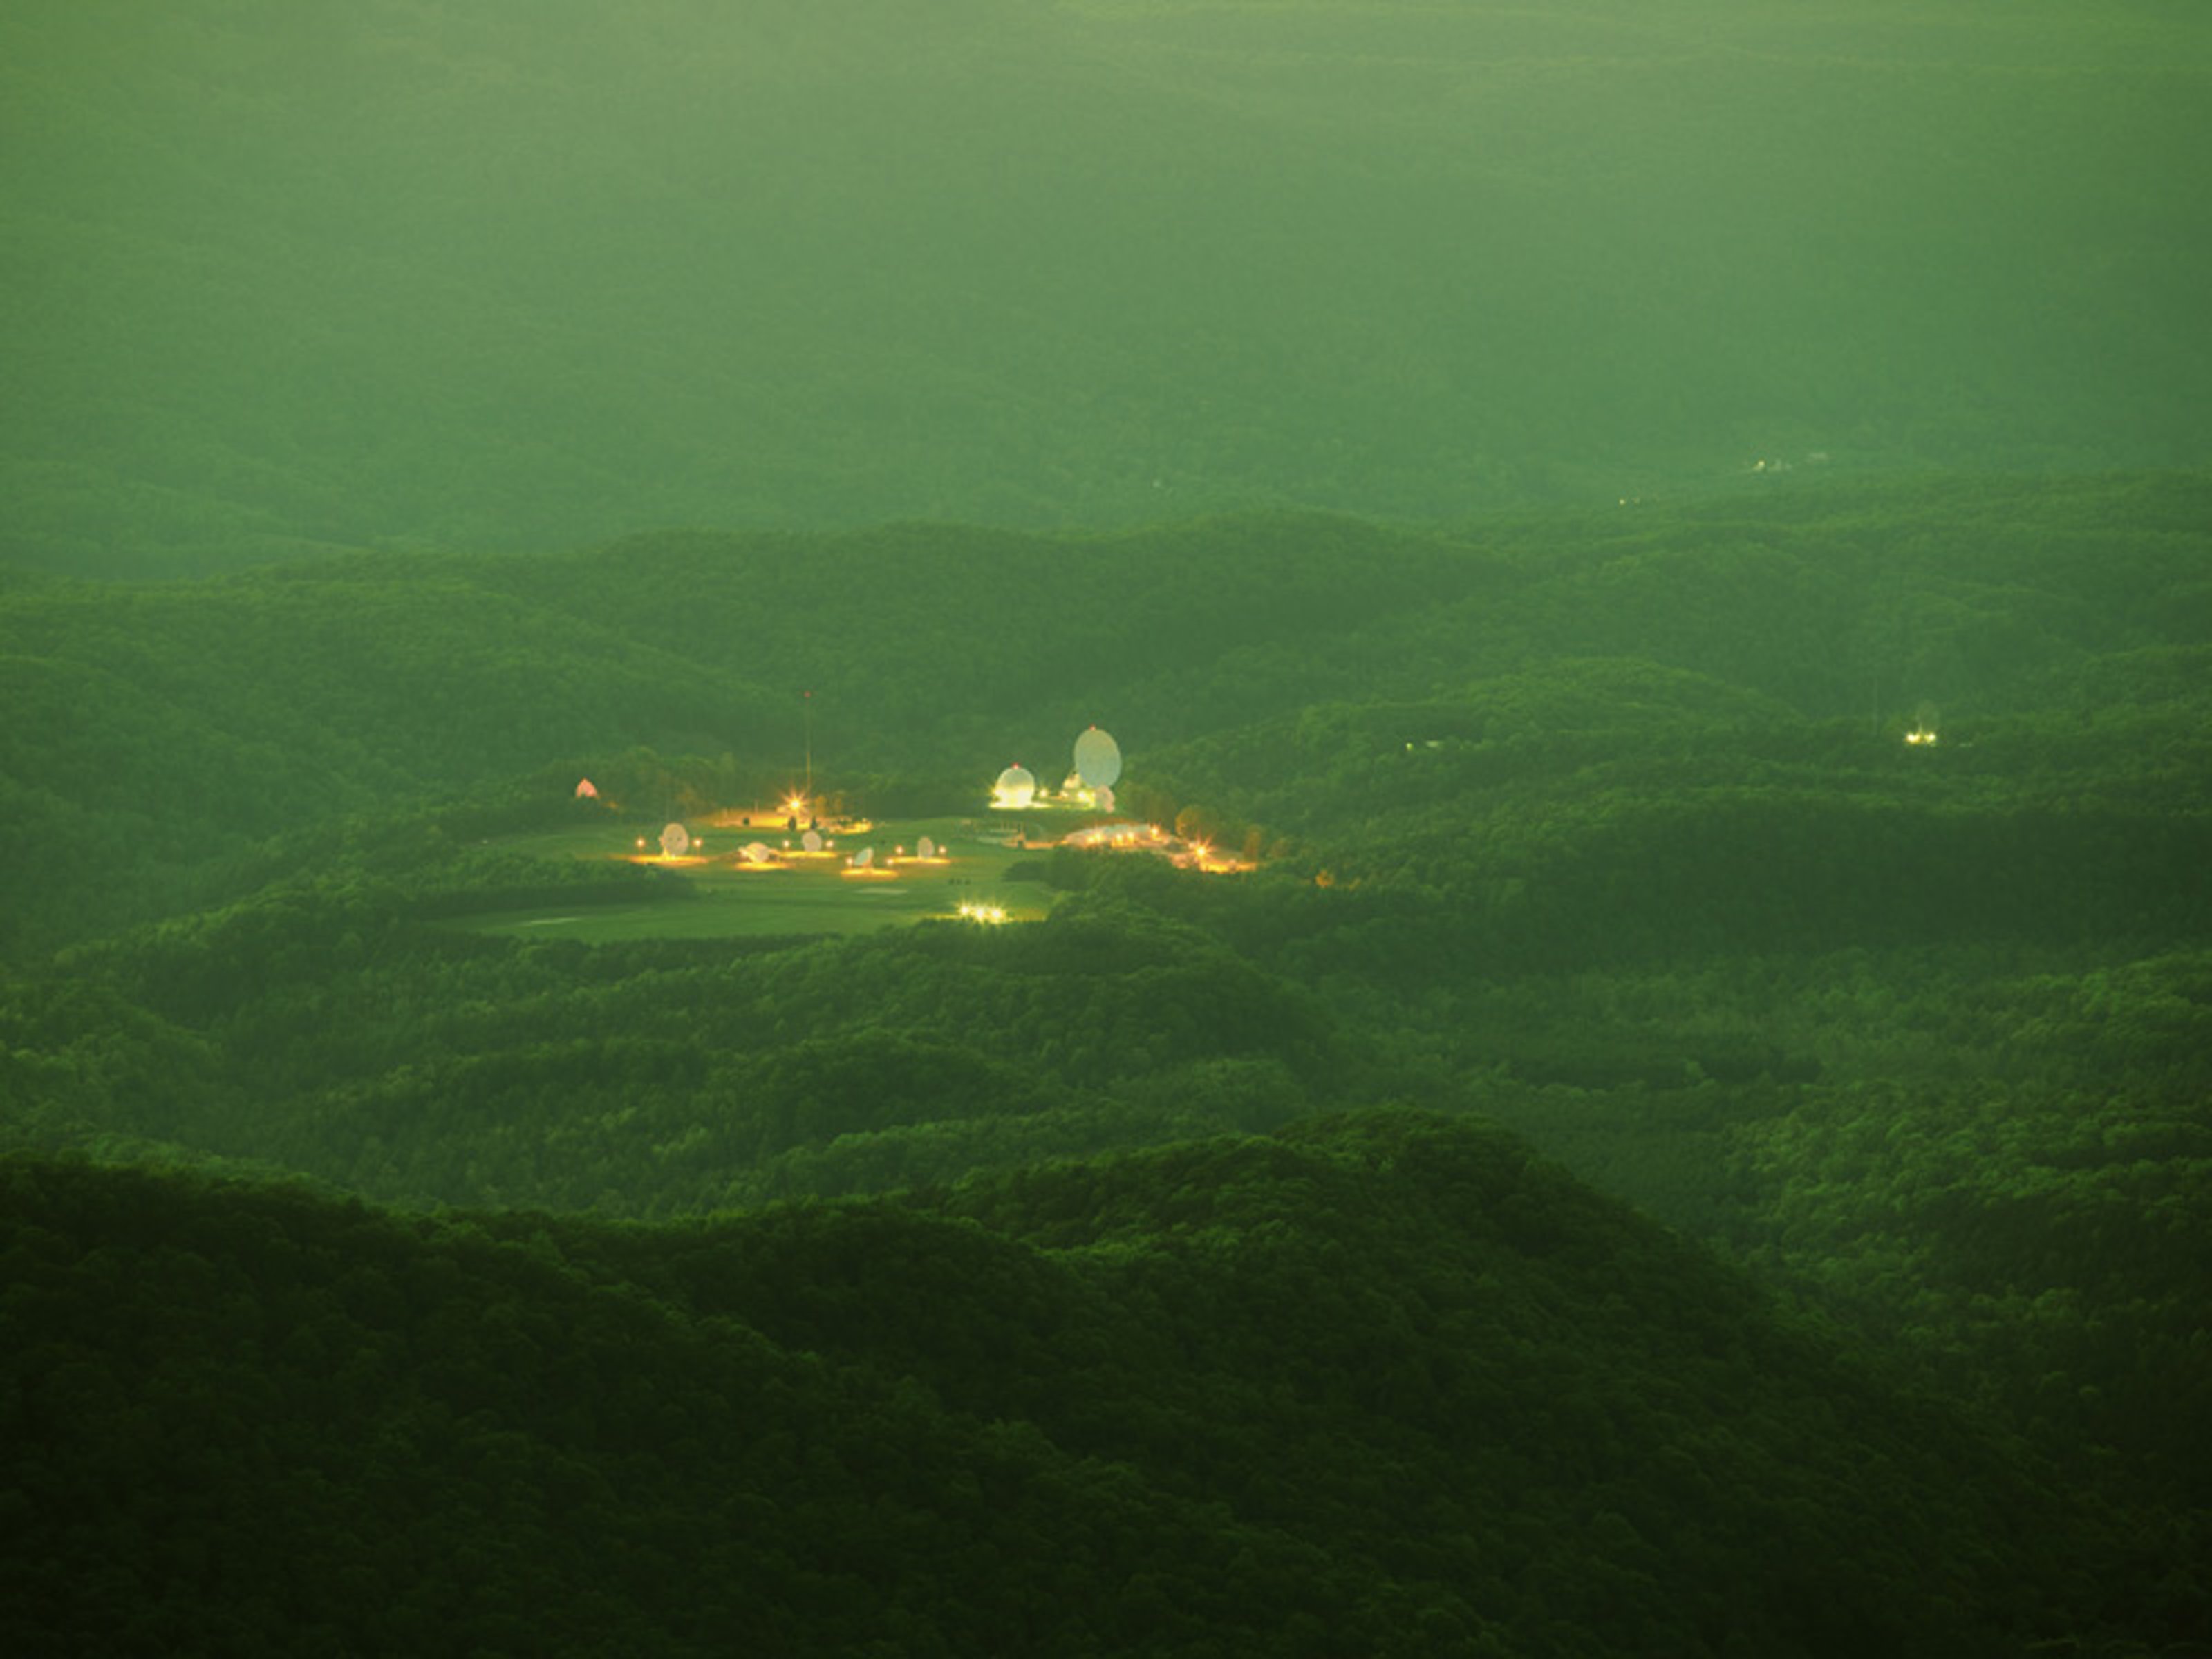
[993,764,1037,809]
[1073,727,1123,790]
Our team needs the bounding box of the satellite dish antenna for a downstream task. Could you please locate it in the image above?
[659,823,691,858]
[744,841,771,863]
[855,845,876,869]
[917,835,937,859]
[1074,727,1123,790]
[802,828,824,853]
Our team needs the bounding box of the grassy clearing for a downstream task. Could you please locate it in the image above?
[450,814,1063,941]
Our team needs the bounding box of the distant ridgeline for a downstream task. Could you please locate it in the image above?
[2,474,2205,960]
[3,474,2209,1653]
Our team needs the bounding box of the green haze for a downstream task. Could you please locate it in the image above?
[3,0,2207,574]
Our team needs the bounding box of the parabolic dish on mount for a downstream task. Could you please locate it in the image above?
[855,846,876,868]
[1074,727,1123,790]
[659,823,691,858]
[802,828,824,853]
[917,836,937,859]
[744,841,771,863]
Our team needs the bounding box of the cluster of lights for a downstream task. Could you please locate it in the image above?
[1904,728,1940,747]
[956,901,1009,925]
[1174,839,1254,875]
[1060,822,1167,850]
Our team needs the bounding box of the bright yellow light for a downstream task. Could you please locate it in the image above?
[956,901,1009,924]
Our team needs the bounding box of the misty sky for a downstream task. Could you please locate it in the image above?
[3,0,2206,570]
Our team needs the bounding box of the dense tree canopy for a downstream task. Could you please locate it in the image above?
[3,474,2207,1651]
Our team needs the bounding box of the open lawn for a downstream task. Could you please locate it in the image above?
[450,814,1065,941]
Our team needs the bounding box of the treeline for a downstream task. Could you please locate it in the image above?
[8,882,1351,1217]
[3,476,2209,1647]
[8,838,2206,1555]
[0,1112,2150,1656]
[6,476,2208,962]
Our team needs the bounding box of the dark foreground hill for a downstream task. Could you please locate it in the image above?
[0,1112,2137,1657]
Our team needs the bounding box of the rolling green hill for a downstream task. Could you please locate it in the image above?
[7,475,2205,957]
[3,476,2207,1649]
[0,1113,2133,1656]
[6,2,2207,1645]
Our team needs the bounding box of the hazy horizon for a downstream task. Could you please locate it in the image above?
[4,0,2208,574]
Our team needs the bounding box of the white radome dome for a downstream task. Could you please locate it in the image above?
[993,765,1038,809]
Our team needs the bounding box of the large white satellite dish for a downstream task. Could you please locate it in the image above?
[917,835,937,859]
[744,841,771,863]
[659,823,691,858]
[1074,727,1122,790]
[855,845,876,868]
[803,828,824,853]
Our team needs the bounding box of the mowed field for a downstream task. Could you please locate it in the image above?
[450,814,1067,942]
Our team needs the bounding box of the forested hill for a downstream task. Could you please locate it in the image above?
[5,0,2207,574]
[4,476,2208,1650]
[0,1114,2123,1656]
[4,474,2206,958]
[0,509,1474,954]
